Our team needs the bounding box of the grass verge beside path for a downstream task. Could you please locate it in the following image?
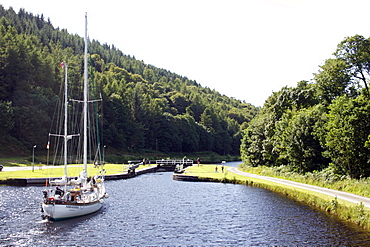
[241,165,370,198]
[184,164,370,231]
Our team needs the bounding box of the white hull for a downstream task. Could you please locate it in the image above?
[42,200,103,220]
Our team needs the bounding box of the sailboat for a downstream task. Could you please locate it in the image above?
[42,14,108,220]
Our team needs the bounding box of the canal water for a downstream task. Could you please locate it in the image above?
[1,162,370,246]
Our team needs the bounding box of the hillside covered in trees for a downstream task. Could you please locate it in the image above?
[241,35,370,179]
[0,6,258,157]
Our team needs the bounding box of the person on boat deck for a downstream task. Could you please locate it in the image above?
[55,186,64,197]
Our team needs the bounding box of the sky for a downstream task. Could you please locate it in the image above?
[2,0,370,106]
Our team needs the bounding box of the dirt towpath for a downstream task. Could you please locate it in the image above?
[228,167,370,208]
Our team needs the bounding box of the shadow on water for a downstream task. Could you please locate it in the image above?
[34,208,108,245]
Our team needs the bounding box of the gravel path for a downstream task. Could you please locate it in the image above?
[228,167,370,208]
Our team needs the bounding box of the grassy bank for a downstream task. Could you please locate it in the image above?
[0,157,30,167]
[184,165,370,230]
[0,163,154,181]
[239,164,370,198]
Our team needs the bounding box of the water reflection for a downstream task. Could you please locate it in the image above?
[1,163,370,246]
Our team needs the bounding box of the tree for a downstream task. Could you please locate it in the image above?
[170,92,189,115]
[0,100,14,135]
[275,106,328,173]
[143,68,157,83]
[200,108,214,132]
[324,95,370,178]
[241,112,275,167]
[103,93,130,149]
[0,24,19,100]
[156,113,181,152]
[175,114,199,152]
[334,35,370,96]
[314,58,354,105]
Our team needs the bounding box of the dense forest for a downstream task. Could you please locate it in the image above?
[241,35,370,179]
[0,6,258,158]
[4,6,369,178]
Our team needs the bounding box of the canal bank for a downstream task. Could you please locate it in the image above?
[0,165,158,186]
[174,164,370,230]
[0,159,194,185]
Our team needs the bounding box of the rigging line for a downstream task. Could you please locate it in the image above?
[47,63,66,181]
[48,67,64,135]
[86,25,103,165]
[49,64,65,167]
[69,85,83,165]
[90,55,103,164]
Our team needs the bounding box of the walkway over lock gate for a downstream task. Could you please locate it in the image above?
[155,159,194,166]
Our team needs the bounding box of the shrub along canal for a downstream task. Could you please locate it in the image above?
[1,162,370,246]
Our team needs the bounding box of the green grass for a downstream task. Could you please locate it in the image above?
[0,163,155,179]
[0,157,31,167]
[240,165,370,198]
[185,164,249,182]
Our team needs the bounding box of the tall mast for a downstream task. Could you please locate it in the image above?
[83,13,88,171]
[64,64,68,177]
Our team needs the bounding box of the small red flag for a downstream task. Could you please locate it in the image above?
[60,61,65,68]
